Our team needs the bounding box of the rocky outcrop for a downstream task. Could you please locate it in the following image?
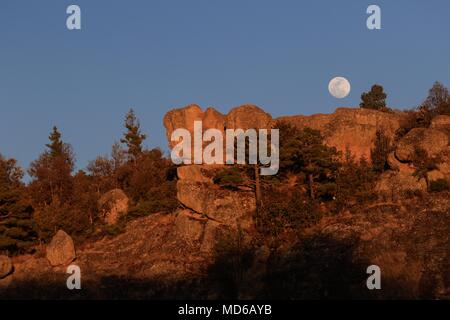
[174,209,231,254]
[175,209,206,244]
[376,169,427,196]
[177,164,216,183]
[163,104,273,160]
[381,123,450,193]
[431,115,450,131]
[278,107,402,161]
[177,180,255,227]
[164,105,226,150]
[164,105,402,162]
[174,165,255,253]
[46,230,76,267]
[395,128,448,162]
[98,189,129,225]
[0,256,13,279]
[225,105,272,130]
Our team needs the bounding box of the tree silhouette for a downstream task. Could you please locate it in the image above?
[121,109,147,161]
[360,84,388,111]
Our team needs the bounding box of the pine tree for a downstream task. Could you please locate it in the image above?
[371,130,391,173]
[46,126,64,157]
[360,84,388,111]
[0,155,37,255]
[121,109,147,161]
[277,122,339,200]
[29,126,75,205]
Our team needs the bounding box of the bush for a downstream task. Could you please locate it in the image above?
[213,167,247,190]
[259,187,321,236]
[429,179,450,192]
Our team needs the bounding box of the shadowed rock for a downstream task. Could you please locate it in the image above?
[0,256,13,279]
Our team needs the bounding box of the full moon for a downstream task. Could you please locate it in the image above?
[328,77,351,99]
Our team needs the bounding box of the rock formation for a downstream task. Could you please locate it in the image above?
[165,104,402,162]
[46,230,76,267]
[174,165,255,253]
[395,128,448,162]
[98,189,129,225]
[278,107,402,161]
[163,104,273,154]
[378,118,450,194]
[0,255,13,279]
[164,105,450,198]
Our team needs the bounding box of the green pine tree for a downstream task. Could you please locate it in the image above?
[121,109,147,160]
[360,84,388,111]
[0,155,37,255]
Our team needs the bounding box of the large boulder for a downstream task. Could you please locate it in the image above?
[395,128,448,162]
[46,230,76,267]
[430,115,450,130]
[0,256,13,279]
[437,151,450,180]
[225,105,273,130]
[163,104,273,163]
[387,152,411,172]
[163,104,226,150]
[177,180,255,229]
[98,189,129,225]
[376,169,427,196]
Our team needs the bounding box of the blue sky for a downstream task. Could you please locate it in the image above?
[1,0,450,172]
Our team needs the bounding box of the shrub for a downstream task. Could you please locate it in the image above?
[213,167,247,190]
[429,179,450,192]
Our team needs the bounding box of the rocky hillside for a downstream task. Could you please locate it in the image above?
[1,105,449,299]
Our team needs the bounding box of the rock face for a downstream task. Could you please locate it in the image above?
[177,165,216,183]
[430,115,450,130]
[163,104,274,162]
[278,107,402,161]
[175,210,206,244]
[376,169,427,196]
[174,165,256,253]
[46,230,76,267]
[164,104,402,162]
[382,125,450,193]
[225,105,272,130]
[0,256,13,279]
[98,189,129,225]
[395,128,448,162]
[177,180,255,227]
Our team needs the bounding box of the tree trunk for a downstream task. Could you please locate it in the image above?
[254,164,262,225]
[309,173,315,199]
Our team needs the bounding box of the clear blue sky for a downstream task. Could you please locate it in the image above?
[1,0,450,172]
